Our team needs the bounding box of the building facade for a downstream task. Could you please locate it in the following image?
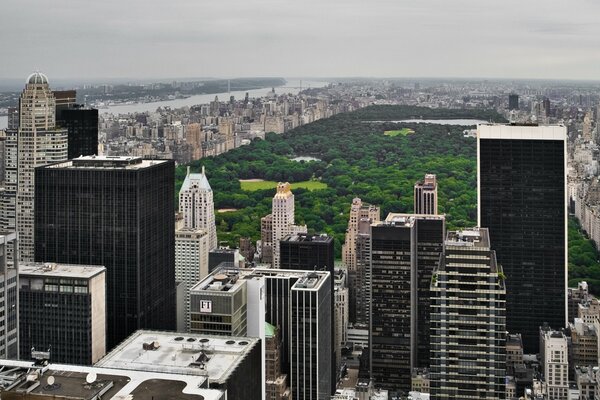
[414,174,438,215]
[179,166,218,251]
[478,124,567,353]
[19,262,106,365]
[0,232,19,359]
[430,228,506,400]
[271,183,306,268]
[540,328,569,400]
[34,156,176,350]
[58,106,99,159]
[265,323,292,400]
[175,228,209,331]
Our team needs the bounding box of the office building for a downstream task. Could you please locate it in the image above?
[34,156,176,349]
[568,319,597,375]
[279,233,335,273]
[370,213,445,392]
[0,232,18,359]
[569,281,593,323]
[0,132,5,184]
[15,73,68,261]
[478,124,567,352]
[508,94,519,110]
[261,214,274,263]
[95,330,262,400]
[179,166,218,251]
[414,174,438,215]
[0,130,17,250]
[175,228,209,331]
[291,271,333,399]
[430,228,506,400]
[354,217,373,325]
[334,270,349,369]
[540,327,569,400]
[58,105,99,159]
[270,183,307,268]
[208,247,241,272]
[266,323,292,400]
[19,262,106,365]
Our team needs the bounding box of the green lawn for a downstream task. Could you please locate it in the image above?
[384,128,415,137]
[240,180,328,191]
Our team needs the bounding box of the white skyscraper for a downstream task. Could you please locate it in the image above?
[540,328,569,400]
[271,183,306,269]
[179,166,218,251]
[12,73,68,261]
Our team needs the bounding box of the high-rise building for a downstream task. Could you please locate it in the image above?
[414,174,438,215]
[15,73,68,261]
[291,271,333,399]
[19,262,106,365]
[265,323,292,400]
[342,198,380,271]
[354,217,373,326]
[370,213,445,391]
[34,156,176,350]
[508,94,519,110]
[175,228,209,332]
[478,124,567,352]
[179,166,218,251]
[279,233,335,274]
[0,232,19,359]
[0,129,17,247]
[540,327,569,400]
[334,270,349,370]
[57,105,99,159]
[261,214,274,264]
[271,183,306,269]
[429,228,506,400]
[0,132,5,185]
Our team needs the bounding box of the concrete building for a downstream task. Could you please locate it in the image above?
[414,174,438,215]
[411,368,430,394]
[270,183,307,268]
[179,166,218,251]
[334,270,349,370]
[370,213,445,392]
[509,94,519,110]
[478,124,567,353]
[506,333,525,373]
[261,214,274,264]
[175,228,209,331]
[19,262,106,365]
[9,73,69,262]
[569,319,598,375]
[266,322,292,400]
[575,366,599,400]
[0,232,18,359]
[291,271,333,399]
[579,298,600,325]
[0,130,17,255]
[430,228,506,400]
[95,330,263,400]
[35,156,176,350]
[354,217,373,326]
[569,282,593,323]
[540,327,569,400]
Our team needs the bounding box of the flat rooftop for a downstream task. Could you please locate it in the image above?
[445,227,490,248]
[45,155,169,170]
[190,268,246,293]
[478,123,566,141]
[281,233,333,243]
[384,213,445,226]
[96,330,259,384]
[292,271,329,291]
[0,359,222,399]
[19,262,105,279]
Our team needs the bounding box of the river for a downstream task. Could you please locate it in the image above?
[0,79,328,129]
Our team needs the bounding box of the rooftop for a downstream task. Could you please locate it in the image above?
[190,268,246,294]
[445,227,490,248]
[181,166,212,192]
[0,359,222,399]
[281,232,333,243]
[19,262,106,279]
[384,213,445,226]
[478,123,566,141]
[45,156,169,170]
[96,330,259,384]
[292,271,329,291]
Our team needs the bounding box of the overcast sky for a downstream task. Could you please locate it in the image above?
[2,0,600,80]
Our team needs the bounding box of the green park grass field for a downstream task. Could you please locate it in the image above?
[240,179,328,191]
[384,128,415,137]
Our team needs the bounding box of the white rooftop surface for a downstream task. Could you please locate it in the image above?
[478,124,566,141]
[96,330,259,384]
[0,359,223,400]
[47,155,168,169]
[19,262,106,279]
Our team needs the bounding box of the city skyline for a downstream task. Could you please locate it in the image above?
[2,0,600,80]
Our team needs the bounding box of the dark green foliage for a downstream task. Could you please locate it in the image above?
[177,105,505,257]
[568,217,600,295]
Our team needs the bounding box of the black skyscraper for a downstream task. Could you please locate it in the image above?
[54,90,99,159]
[478,124,567,353]
[34,156,176,350]
[508,94,519,111]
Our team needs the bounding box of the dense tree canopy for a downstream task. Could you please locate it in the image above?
[176,105,505,257]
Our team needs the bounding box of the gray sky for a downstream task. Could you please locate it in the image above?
[2,0,600,80]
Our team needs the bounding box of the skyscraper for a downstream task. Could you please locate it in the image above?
[179,166,218,251]
[270,183,306,268]
[478,124,567,352]
[0,232,18,359]
[342,198,380,270]
[430,228,506,400]
[19,262,106,365]
[14,73,68,261]
[414,174,438,215]
[370,213,445,391]
[175,228,209,331]
[354,217,373,325]
[540,327,569,400]
[508,94,519,111]
[57,104,99,159]
[291,271,332,399]
[34,156,176,349]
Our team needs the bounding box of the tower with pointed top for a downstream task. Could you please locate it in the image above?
[9,73,68,262]
[271,183,306,269]
[179,166,218,251]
